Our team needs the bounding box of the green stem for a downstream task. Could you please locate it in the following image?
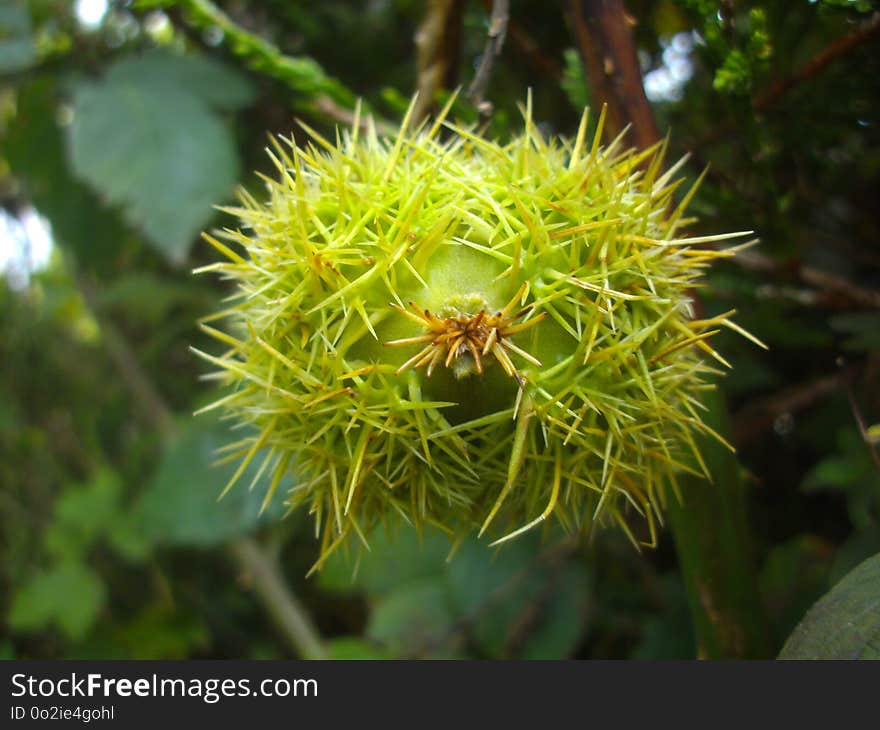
[666,387,771,658]
[144,0,357,107]
[229,538,328,660]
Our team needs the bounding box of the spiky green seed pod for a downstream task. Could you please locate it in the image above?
[195,97,761,571]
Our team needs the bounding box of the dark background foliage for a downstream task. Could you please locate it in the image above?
[1,0,878,659]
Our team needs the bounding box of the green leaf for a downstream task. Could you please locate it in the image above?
[68,53,250,264]
[830,313,880,353]
[325,637,391,660]
[99,52,257,112]
[0,1,36,73]
[1,80,133,269]
[44,469,123,557]
[98,272,214,325]
[114,606,210,659]
[779,552,880,659]
[136,417,288,548]
[9,561,106,640]
[632,574,697,659]
[561,48,589,111]
[667,388,771,658]
[317,525,450,596]
[366,577,455,657]
[829,528,880,587]
[802,429,880,530]
[447,536,590,658]
[518,561,591,659]
[759,535,834,648]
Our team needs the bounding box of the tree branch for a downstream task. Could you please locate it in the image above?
[413,0,465,123]
[694,12,880,150]
[732,368,857,450]
[734,250,880,310]
[754,12,880,112]
[565,0,659,150]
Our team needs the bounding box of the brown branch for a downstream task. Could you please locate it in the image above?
[735,250,880,310]
[565,0,660,150]
[694,12,880,150]
[754,12,880,112]
[413,0,465,124]
[467,0,510,115]
[732,367,857,449]
[312,95,394,136]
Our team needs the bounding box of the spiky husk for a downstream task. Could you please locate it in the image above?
[195,97,760,571]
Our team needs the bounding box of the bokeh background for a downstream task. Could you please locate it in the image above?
[1,0,878,659]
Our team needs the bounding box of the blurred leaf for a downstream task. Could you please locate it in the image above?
[9,560,106,640]
[561,48,589,111]
[44,469,122,557]
[366,577,455,657]
[41,468,150,562]
[0,1,35,72]
[114,606,210,659]
[106,513,152,563]
[779,552,880,659]
[631,574,696,659]
[68,53,250,264]
[325,525,592,658]
[802,429,880,530]
[98,272,213,325]
[448,538,590,659]
[1,80,133,269]
[446,537,535,656]
[326,636,391,660]
[318,525,450,596]
[759,535,834,647]
[830,313,880,352]
[96,51,257,111]
[517,561,591,659]
[667,388,771,658]
[136,417,287,548]
[828,527,880,587]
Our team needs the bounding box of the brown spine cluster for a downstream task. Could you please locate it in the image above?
[385,283,546,385]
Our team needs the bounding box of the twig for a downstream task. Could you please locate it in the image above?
[228,537,328,660]
[467,0,510,116]
[413,0,464,123]
[843,375,880,475]
[408,535,579,657]
[77,277,175,435]
[732,367,858,449]
[754,12,880,112]
[501,563,565,658]
[479,0,562,82]
[734,250,880,310]
[694,12,880,150]
[313,95,394,136]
